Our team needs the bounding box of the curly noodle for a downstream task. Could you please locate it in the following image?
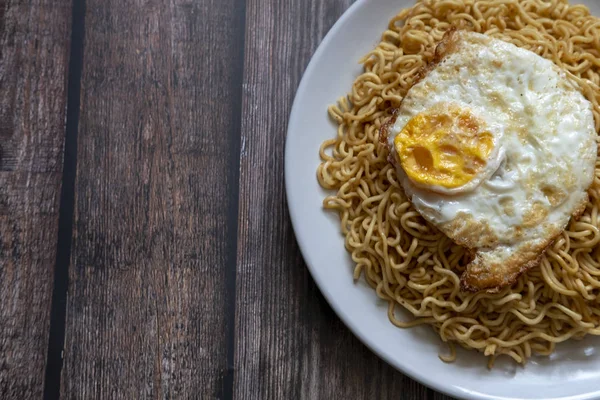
[317,0,600,366]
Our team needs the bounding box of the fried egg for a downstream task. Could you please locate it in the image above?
[386,30,597,292]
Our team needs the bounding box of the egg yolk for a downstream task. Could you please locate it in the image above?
[394,106,494,189]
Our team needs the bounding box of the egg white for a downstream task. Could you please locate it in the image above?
[388,31,597,289]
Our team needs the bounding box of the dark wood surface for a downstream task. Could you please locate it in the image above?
[0,0,453,399]
[0,1,72,398]
[60,0,244,398]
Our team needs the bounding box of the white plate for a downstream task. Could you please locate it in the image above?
[284,0,600,399]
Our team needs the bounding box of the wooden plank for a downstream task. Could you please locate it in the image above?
[234,0,451,399]
[0,1,71,398]
[60,0,245,398]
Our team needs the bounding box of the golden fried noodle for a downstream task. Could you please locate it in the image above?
[317,0,600,366]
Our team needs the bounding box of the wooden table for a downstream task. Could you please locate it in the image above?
[1,1,453,398]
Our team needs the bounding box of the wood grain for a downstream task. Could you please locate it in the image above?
[234,0,451,398]
[0,1,71,398]
[60,0,245,398]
